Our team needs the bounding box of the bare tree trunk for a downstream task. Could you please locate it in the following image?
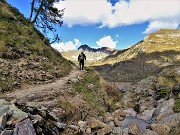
[32,0,44,23]
[29,0,35,21]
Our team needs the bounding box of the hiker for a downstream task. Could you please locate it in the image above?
[78,52,86,70]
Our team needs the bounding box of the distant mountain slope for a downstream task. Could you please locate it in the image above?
[0,1,72,91]
[78,44,116,54]
[95,29,180,82]
[62,45,116,66]
[96,29,180,65]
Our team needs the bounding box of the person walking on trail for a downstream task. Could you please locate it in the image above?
[78,52,86,70]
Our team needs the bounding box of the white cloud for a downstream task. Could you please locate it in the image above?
[96,36,117,48]
[51,38,81,52]
[143,21,179,34]
[54,0,180,33]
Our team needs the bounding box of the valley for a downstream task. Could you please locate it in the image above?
[0,1,180,135]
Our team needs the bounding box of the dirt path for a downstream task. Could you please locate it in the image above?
[4,69,86,103]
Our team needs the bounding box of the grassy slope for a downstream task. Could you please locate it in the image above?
[95,29,180,82]
[0,1,72,91]
[95,29,180,66]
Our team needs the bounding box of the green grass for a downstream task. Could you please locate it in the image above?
[173,98,180,112]
[70,68,106,116]
[0,77,15,92]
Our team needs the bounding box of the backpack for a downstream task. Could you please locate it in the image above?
[79,54,84,60]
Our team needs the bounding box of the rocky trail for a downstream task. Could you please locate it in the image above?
[2,68,86,103]
[1,67,180,135]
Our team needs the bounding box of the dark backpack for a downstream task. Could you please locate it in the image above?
[79,54,84,60]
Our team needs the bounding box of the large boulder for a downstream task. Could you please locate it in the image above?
[97,125,112,135]
[155,99,174,121]
[151,124,170,135]
[15,118,36,135]
[7,104,28,125]
[158,113,180,129]
[128,122,141,135]
[87,117,106,129]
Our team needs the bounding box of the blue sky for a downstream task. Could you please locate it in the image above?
[6,0,180,51]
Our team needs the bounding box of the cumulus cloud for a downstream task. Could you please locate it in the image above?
[96,36,117,48]
[143,21,179,34]
[51,38,81,52]
[54,0,180,33]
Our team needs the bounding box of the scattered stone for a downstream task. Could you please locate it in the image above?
[151,124,170,135]
[104,112,114,123]
[114,117,121,127]
[1,129,13,135]
[97,125,112,135]
[68,125,78,131]
[0,113,8,129]
[86,127,91,134]
[67,77,79,84]
[78,121,87,133]
[158,113,180,128]
[87,117,106,129]
[112,127,124,135]
[143,129,158,135]
[55,122,66,129]
[88,84,97,91]
[123,109,137,117]
[31,114,43,124]
[128,122,141,135]
[137,108,156,121]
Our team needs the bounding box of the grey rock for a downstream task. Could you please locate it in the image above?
[97,125,112,135]
[158,113,180,128]
[137,108,156,121]
[121,116,149,134]
[87,117,106,129]
[68,125,78,130]
[1,129,13,135]
[143,129,158,135]
[55,122,66,129]
[112,127,124,135]
[151,124,170,135]
[78,121,87,133]
[67,77,79,84]
[15,118,36,135]
[0,113,8,129]
[31,115,43,124]
[7,104,28,125]
[155,99,174,121]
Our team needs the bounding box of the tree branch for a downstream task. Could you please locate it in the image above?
[29,0,35,21]
[32,0,44,23]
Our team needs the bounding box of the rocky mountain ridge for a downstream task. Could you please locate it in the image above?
[78,44,116,54]
[95,29,180,82]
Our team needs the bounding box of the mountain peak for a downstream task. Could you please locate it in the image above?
[78,44,116,54]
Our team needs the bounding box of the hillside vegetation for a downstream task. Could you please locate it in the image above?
[95,29,180,82]
[0,1,72,92]
[96,29,180,66]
